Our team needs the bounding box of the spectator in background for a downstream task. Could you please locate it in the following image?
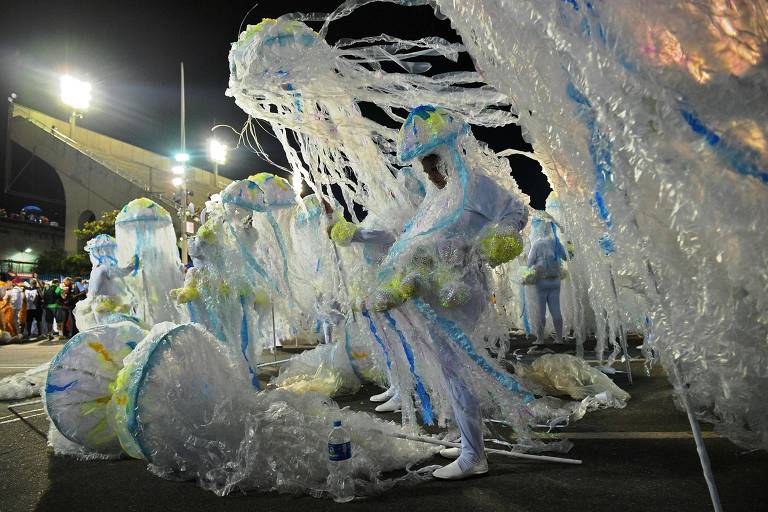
[7,282,26,338]
[75,277,88,294]
[70,278,87,336]
[24,279,43,338]
[44,279,61,339]
[55,277,75,338]
[0,277,17,342]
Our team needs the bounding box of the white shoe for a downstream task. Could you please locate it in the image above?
[433,459,488,480]
[439,447,461,460]
[374,396,401,413]
[369,387,395,403]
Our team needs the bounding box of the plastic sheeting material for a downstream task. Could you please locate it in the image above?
[109,322,436,496]
[44,320,147,456]
[516,354,630,407]
[0,362,49,400]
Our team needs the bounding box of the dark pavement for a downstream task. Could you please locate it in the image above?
[1,347,767,512]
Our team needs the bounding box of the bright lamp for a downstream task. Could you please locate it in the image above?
[60,75,91,111]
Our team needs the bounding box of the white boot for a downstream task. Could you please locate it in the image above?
[374,395,401,413]
[439,447,461,460]
[433,458,488,480]
[369,386,395,403]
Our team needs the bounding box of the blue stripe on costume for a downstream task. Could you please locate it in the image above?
[383,311,434,424]
[412,298,532,402]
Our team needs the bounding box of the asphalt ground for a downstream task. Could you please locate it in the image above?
[1,338,766,512]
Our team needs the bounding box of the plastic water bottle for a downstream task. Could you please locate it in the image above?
[327,419,354,503]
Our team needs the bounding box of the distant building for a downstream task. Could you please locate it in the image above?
[0,216,64,274]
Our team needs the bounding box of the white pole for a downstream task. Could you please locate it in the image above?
[255,358,292,369]
[391,432,582,465]
[180,62,188,265]
[671,364,724,512]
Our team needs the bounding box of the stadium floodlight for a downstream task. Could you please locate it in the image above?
[172,165,185,175]
[174,152,190,163]
[172,177,184,187]
[208,138,228,166]
[60,75,91,111]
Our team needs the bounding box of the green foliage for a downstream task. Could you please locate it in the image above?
[35,249,66,276]
[63,253,90,276]
[35,250,90,277]
[74,210,118,243]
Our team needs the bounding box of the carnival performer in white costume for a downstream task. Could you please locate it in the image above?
[372,105,531,480]
[74,234,137,330]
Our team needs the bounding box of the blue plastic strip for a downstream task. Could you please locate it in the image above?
[266,210,291,292]
[382,311,434,424]
[361,309,391,369]
[412,298,532,401]
[227,225,278,293]
[566,80,617,255]
[519,285,531,335]
[204,300,225,341]
[680,110,768,184]
[45,380,78,394]
[239,295,261,390]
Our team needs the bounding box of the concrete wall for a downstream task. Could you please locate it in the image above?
[9,116,151,253]
[8,103,232,254]
[0,218,64,272]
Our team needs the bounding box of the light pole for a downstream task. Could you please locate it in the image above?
[60,75,91,138]
[177,62,189,265]
[173,152,189,265]
[207,138,227,186]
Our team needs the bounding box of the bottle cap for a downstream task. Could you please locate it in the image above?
[332,420,342,427]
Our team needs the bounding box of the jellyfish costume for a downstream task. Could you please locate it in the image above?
[379,105,531,479]
[172,217,249,354]
[216,178,288,386]
[244,173,300,342]
[74,234,135,330]
[330,168,429,412]
[114,198,187,326]
[285,194,346,342]
[227,17,517,237]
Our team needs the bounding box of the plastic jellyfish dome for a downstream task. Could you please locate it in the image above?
[45,320,147,458]
[221,177,268,214]
[227,16,518,231]
[115,198,187,326]
[247,173,295,210]
[230,19,325,96]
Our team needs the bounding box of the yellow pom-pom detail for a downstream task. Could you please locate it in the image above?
[480,230,524,267]
[330,219,358,246]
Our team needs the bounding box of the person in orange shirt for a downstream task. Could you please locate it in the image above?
[0,279,18,341]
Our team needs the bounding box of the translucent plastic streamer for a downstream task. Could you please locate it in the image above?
[435,0,768,450]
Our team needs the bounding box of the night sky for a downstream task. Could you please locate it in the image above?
[0,0,550,222]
